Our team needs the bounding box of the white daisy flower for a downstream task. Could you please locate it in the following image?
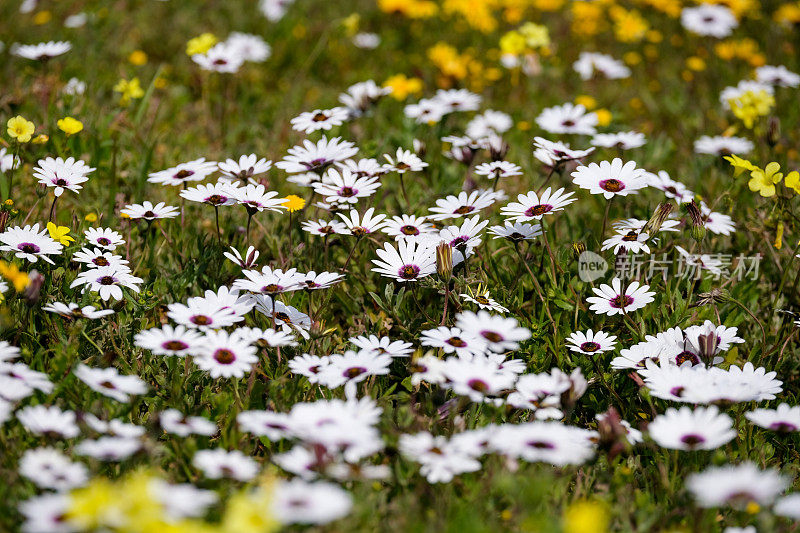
[371,239,436,282]
[193,329,258,378]
[590,131,646,150]
[12,40,71,60]
[586,277,656,315]
[571,158,648,199]
[84,227,125,250]
[681,4,738,38]
[148,158,218,186]
[566,329,617,355]
[74,364,148,402]
[0,224,63,264]
[501,187,577,222]
[70,266,142,301]
[34,156,95,197]
[382,148,428,174]
[120,201,179,220]
[648,406,736,451]
[291,107,350,134]
[428,190,498,221]
[218,154,273,181]
[536,103,598,135]
[686,463,787,507]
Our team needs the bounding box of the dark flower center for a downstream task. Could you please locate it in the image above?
[527,440,555,449]
[562,119,576,127]
[580,341,601,353]
[143,210,156,218]
[275,312,291,323]
[312,112,328,122]
[206,194,226,205]
[621,231,639,242]
[768,422,797,432]
[454,205,475,215]
[261,284,283,294]
[680,434,705,447]
[481,331,503,343]
[338,187,357,197]
[400,225,419,236]
[214,349,236,364]
[447,337,467,348]
[97,237,111,245]
[175,170,194,179]
[163,340,189,351]
[467,379,489,392]
[675,351,701,366]
[93,257,110,267]
[19,243,40,253]
[450,236,469,247]
[599,179,625,193]
[191,315,212,326]
[399,264,421,279]
[609,294,633,309]
[98,276,115,285]
[345,367,367,378]
[524,204,552,217]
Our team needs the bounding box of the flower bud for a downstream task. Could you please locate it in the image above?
[571,242,586,260]
[642,202,674,236]
[436,242,453,279]
[767,116,780,147]
[684,200,706,242]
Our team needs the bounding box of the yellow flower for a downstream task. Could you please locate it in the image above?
[0,261,30,292]
[563,500,610,533]
[748,162,783,197]
[85,212,98,223]
[47,222,75,245]
[7,116,35,143]
[595,109,613,127]
[282,195,306,212]
[499,31,526,56]
[67,478,120,530]
[57,117,83,136]
[383,74,423,100]
[784,171,800,194]
[610,7,649,43]
[33,10,52,24]
[686,56,706,71]
[129,50,148,65]
[723,154,757,176]
[186,33,217,56]
[775,221,784,249]
[574,95,597,110]
[728,89,774,129]
[113,77,145,106]
[32,134,49,144]
[519,22,550,49]
[342,13,360,36]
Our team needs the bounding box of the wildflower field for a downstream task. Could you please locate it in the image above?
[2,0,800,531]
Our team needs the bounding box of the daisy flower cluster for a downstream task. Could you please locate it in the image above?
[2,0,800,531]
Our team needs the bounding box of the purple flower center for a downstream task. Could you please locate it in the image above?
[214,349,236,364]
[524,204,553,217]
[599,179,625,193]
[609,294,633,309]
[18,242,40,254]
[398,264,421,280]
[580,341,601,353]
